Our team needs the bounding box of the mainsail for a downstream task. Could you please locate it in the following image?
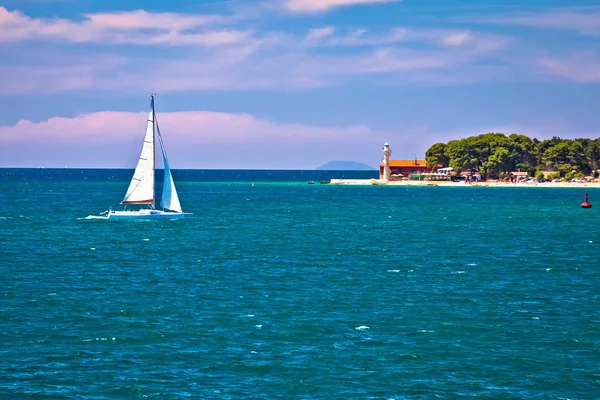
[122,97,156,205]
[157,121,182,213]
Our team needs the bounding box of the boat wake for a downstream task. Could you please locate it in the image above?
[84,215,108,220]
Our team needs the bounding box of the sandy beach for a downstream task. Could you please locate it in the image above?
[330,179,600,188]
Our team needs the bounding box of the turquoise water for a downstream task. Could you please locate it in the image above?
[1,169,599,399]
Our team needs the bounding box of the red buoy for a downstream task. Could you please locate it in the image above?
[582,191,592,208]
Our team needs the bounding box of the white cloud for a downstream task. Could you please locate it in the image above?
[0,25,509,95]
[479,7,600,37]
[304,27,505,52]
[0,6,250,46]
[442,32,472,46]
[539,52,600,83]
[0,6,511,93]
[283,0,399,13]
[305,26,335,42]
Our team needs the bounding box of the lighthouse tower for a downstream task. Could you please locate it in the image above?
[382,142,392,181]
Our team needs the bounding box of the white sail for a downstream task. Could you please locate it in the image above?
[157,123,182,213]
[122,99,155,205]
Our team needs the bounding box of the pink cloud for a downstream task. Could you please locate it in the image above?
[539,52,600,83]
[283,0,400,13]
[0,110,385,168]
[84,9,217,30]
[5,109,589,169]
[0,6,249,46]
[442,32,472,46]
[0,6,510,93]
[0,28,508,95]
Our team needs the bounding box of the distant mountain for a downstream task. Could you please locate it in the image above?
[316,161,376,171]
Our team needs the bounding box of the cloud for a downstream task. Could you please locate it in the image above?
[539,52,600,83]
[0,6,510,93]
[0,6,250,46]
[301,27,506,52]
[479,7,600,37]
[84,9,217,30]
[442,32,472,46]
[305,26,335,42]
[0,24,509,95]
[3,108,594,169]
[0,53,128,94]
[0,110,385,168]
[282,0,399,13]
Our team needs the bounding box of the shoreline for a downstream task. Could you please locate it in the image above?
[329,179,600,188]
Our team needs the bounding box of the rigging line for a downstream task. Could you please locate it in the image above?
[155,116,171,162]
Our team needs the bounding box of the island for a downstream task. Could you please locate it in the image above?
[316,161,375,171]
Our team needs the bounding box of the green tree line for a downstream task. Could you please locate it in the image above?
[425,133,600,180]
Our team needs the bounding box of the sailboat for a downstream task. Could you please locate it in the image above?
[98,94,185,220]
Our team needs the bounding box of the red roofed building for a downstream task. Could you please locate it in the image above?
[379,159,432,179]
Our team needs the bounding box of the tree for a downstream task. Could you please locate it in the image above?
[509,133,536,173]
[542,140,588,175]
[485,147,511,178]
[535,171,545,180]
[445,139,475,172]
[425,142,449,171]
[535,136,563,166]
[565,171,574,180]
[543,141,573,173]
[586,138,600,173]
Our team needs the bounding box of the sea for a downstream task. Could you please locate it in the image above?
[1,168,599,399]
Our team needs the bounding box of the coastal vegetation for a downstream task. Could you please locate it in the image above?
[425,133,600,180]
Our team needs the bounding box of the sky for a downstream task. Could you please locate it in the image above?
[0,0,599,169]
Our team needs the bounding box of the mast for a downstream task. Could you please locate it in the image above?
[151,94,156,209]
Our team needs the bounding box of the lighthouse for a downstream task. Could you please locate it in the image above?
[382,142,392,181]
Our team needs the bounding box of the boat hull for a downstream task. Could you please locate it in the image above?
[107,210,185,220]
